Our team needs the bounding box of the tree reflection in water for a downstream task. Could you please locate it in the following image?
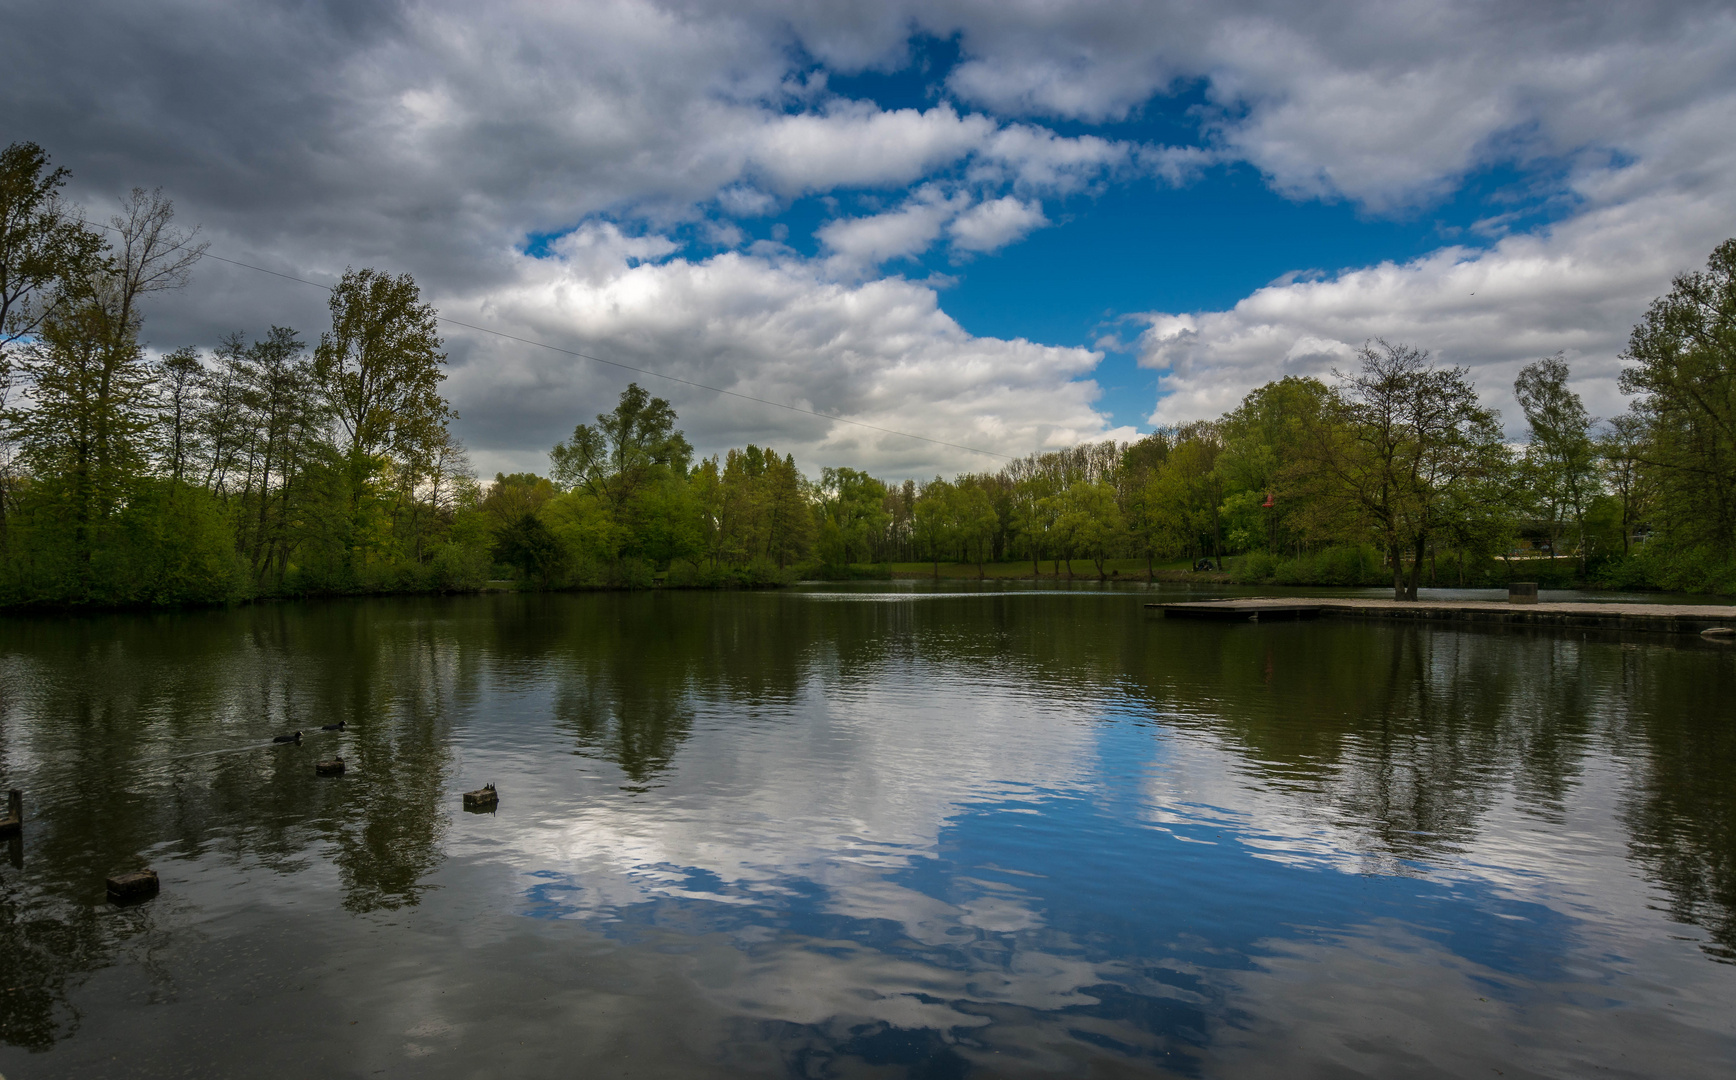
[1615,642,1736,960]
[0,588,1733,1063]
[539,593,814,789]
[0,600,466,1045]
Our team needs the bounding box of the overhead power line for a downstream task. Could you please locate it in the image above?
[191,248,1015,462]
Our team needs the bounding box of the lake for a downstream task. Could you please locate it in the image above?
[1,584,1733,1078]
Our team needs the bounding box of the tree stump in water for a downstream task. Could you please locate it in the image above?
[107,869,159,903]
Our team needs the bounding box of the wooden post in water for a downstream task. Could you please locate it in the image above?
[0,789,20,837]
[107,869,160,903]
[1509,582,1539,605]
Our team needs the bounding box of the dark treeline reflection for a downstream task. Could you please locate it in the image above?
[518,593,815,787]
[1615,651,1736,961]
[1,589,1734,1050]
[0,602,474,1047]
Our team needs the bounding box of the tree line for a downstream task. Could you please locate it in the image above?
[4,141,1735,605]
[0,143,471,604]
[485,237,1736,600]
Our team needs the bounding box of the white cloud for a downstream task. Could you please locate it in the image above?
[817,187,1054,269]
[745,103,996,195]
[948,196,1049,253]
[925,1,1736,210]
[447,236,1134,479]
[973,124,1138,193]
[1137,127,1736,430]
[815,187,970,269]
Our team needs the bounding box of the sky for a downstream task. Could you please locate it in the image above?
[7,0,1736,480]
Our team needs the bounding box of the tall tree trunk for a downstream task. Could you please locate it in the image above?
[1390,543,1405,601]
[1406,533,1426,601]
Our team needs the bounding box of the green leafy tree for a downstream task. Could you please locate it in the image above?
[493,511,567,588]
[1598,411,1655,558]
[1307,340,1510,600]
[10,295,152,578]
[0,142,105,363]
[157,346,202,483]
[314,267,451,572]
[815,466,889,567]
[1,143,107,547]
[222,327,329,582]
[1147,426,1224,568]
[760,449,811,569]
[913,477,954,578]
[551,382,692,509]
[953,480,999,577]
[1009,471,1058,576]
[6,191,203,590]
[1119,431,1172,578]
[1217,377,1330,556]
[1514,353,1599,568]
[716,446,771,566]
[1618,238,1736,557]
[1055,480,1125,579]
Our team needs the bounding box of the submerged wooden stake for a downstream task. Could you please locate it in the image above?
[463,783,499,811]
[0,789,20,837]
[107,869,159,903]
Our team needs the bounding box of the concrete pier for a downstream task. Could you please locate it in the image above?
[1149,597,1736,636]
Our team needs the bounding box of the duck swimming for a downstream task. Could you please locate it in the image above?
[272,731,303,744]
[320,721,345,731]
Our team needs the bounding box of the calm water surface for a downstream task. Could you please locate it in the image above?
[1,584,1733,1078]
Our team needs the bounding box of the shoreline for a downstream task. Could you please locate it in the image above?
[1152,596,1736,635]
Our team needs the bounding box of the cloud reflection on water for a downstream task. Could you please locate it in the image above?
[3,590,1736,1075]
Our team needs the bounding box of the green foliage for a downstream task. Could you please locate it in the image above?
[1294,340,1512,599]
[551,382,692,510]
[1619,238,1736,557]
[1515,353,1600,565]
[1054,480,1123,578]
[493,511,567,588]
[0,142,106,361]
[1595,547,1736,595]
[815,466,889,568]
[0,479,244,606]
[1231,546,1390,587]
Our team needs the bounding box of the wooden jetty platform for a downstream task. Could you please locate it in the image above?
[1148,597,1736,636]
